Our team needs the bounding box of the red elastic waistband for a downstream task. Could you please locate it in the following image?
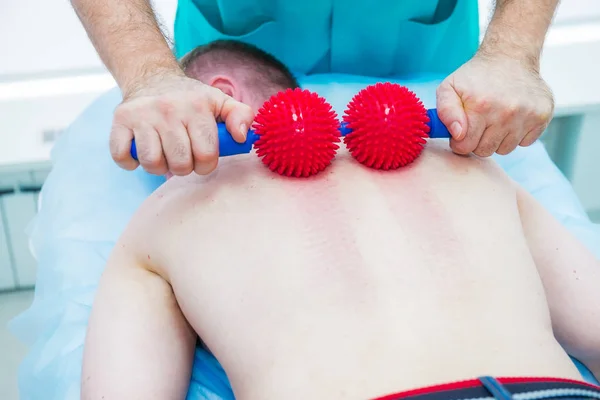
[373,376,600,400]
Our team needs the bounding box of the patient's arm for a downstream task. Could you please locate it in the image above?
[517,186,600,379]
[81,205,196,399]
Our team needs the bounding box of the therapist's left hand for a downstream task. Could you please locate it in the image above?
[435,52,554,157]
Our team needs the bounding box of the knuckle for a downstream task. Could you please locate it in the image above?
[435,85,443,97]
[156,98,177,118]
[525,107,539,120]
[195,159,218,175]
[498,139,518,155]
[472,97,491,113]
[520,137,535,147]
[474,144,494,157]
[168,158,193,176]
[473,138,498,157]
[195,151,218,165]
[146,166,168,176]
[138,148,162,167]
[163,138,193,174]
[450,140,472,155]
[523,127,544,145]
[191,97,209,113]
[240,102,253,115]
[118,159,138,171]
[192,123,218,147]
[548,98,555,115]
[532,123,546,135]
[536,112,550,125]
[109,135,122,155]
[436,79,451,94]
[203,130,218,148]
[170,165,193,176]
[496,146,511,156]
[109,132,131,161]
[478,131,505,157]
[111,150,128,163]
[113,105,130,122]
[167,139,190,159]
[502,104,520,120]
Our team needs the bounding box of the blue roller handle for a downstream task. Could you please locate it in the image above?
[129,108,450,160]
[426,108,451,139]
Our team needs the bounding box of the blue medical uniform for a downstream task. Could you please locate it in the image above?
[173,0,479,77]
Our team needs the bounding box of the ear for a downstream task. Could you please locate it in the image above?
[207,76,236,98]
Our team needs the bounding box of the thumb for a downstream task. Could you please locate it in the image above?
[217,94,255,143]
[436,80,468,141]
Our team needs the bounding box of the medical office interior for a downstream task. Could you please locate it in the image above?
[1,0,600,398]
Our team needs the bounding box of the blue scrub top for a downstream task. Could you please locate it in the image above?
[173,0,479,77]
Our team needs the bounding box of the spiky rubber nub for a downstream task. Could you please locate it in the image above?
[343,82,430,170]
[253,88,340,177]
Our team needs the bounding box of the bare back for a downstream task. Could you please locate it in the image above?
[123,140,579,399]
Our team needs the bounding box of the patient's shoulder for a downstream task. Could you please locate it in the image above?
[420,140,505,174]
[148,140,512,213]
[113,174,210,271]
[121,141,515,274]
[128,141,512,243]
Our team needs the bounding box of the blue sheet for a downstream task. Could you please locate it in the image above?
[9,74,600,399]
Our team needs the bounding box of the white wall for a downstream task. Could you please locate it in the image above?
[0,0,177,77]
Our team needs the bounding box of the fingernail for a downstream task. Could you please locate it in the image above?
[240,124,248,140]
[450,121,463,139]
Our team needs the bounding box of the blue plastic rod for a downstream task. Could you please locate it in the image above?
[130,108,450,160]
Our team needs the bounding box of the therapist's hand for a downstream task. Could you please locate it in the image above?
[435,52,554,157]
[110,71,254,176]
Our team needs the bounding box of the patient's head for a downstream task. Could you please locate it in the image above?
[180,40,300,112]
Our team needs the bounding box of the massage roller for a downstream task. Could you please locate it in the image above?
[130,83,451,177]
[342,82,450,170]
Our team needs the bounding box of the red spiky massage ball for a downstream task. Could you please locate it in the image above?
[253,88,341,177]
[343,82,431,170]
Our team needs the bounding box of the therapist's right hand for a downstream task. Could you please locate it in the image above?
[109,71,255,176]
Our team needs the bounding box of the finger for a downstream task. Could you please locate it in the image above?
[497,132,522,155]
[496,113,529,155]
[134,125,168,175]
[450,111,486,155]
[473,124,507,157]
[520,123,547,147]
[218,96,255,143]
[187,113,219,175]
[109,123,139,171]
[159,123,194,176]
[436,80,468,140]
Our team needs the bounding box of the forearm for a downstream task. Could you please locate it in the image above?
[70,0,183,95]
[479,0,560,68]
